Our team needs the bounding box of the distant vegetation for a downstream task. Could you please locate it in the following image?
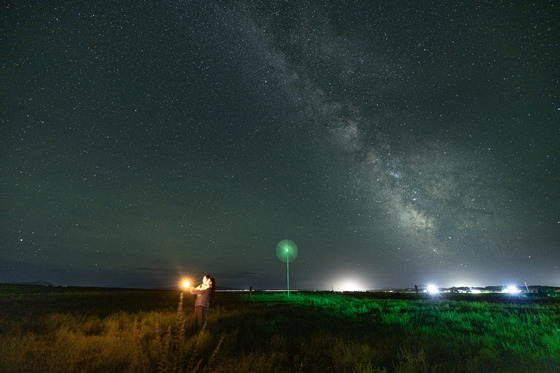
[1,285,559,372]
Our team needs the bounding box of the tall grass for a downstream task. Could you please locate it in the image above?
[1,286,559,372]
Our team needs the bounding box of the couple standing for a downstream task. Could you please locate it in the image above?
[189,275,215,329]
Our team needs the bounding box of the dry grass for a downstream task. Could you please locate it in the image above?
[1,286,559,372]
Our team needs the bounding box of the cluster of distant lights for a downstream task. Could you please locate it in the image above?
[332,280,523,295]
[424,284,481,294]
[501,285,521,294]
[426,284,521,295]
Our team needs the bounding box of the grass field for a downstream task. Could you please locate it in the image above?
[1,285,559,372]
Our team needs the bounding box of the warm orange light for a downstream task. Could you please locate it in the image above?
[182,280,190,289]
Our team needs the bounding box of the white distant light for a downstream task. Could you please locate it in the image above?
[502,285,520,294]
[427,284,439,295]
[332,277,367,292]
[470,288,481,294]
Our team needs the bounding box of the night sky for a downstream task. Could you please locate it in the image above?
[2,1,559,290]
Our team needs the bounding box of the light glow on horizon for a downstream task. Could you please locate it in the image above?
[502,285,521,294]
[332,277,368,292]
[427,284,439,295]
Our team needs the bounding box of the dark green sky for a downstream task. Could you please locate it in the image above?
[2,1,559,289]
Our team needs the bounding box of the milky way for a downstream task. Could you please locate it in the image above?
[1,1,558,289]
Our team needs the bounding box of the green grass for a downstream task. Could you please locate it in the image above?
[1,285,559,372]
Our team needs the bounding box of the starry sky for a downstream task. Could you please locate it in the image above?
[2,1,559,290]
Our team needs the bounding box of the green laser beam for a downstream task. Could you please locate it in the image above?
[276,239,298,297]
